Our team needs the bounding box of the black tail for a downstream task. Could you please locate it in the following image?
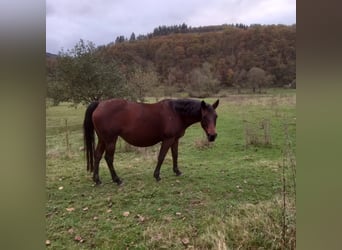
[83,101,99,172]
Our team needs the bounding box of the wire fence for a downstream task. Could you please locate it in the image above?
[243,118,272,147]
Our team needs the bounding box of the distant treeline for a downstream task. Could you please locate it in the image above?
[113,23,249,42]
[100,23,295,87]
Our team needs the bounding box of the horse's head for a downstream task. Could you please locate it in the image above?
[200,99,219,142]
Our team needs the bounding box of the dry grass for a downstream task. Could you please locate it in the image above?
[142,196,295,249]
[144,221,198,249]
[196,197,295,250]
[194,138,213,150]
[218,90,296,108]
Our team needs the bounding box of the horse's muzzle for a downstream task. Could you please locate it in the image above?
[208,133,217,142]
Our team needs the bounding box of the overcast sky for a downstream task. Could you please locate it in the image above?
[46,0,296,54]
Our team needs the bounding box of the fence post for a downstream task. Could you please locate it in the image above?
[263,119,271,145]
[65,119,71,154]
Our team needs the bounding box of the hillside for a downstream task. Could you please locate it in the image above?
[99,24,295,88]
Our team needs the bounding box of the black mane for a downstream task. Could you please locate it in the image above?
[170,99,201,117]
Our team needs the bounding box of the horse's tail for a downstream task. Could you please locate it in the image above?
[83,101,99,172]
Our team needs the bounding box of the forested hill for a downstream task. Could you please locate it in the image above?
[97,24,295,88]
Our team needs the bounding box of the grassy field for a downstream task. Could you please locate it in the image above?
[46,90,296,249]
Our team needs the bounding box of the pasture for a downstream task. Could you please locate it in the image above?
[46,90,296,249]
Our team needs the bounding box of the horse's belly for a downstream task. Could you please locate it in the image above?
[120,132,162,147]
[118,109,171,147]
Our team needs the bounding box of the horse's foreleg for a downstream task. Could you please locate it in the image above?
[104,137,122,185]
[154,139,174,181]
[171,139,182,176]
[93,140,105,185]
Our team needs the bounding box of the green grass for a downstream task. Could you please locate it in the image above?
[46,91,296,249]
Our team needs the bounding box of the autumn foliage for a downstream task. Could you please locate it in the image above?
[102,24,295,89]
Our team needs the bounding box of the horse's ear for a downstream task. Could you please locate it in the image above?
[212,99,219,109]
[201,100,207,110]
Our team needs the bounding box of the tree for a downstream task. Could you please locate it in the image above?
[247,67,271,93]
[127,66,160,101]
[186,62,220,98]
[167,67,184,92]
[115,35,126,43]
[233,69,247,94]
[46,56,67,105]
[54,39,128,105]
[47,80,69,105]
[129,32,136,42]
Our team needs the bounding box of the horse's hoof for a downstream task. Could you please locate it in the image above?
[154,172,161,182]
[113,178,122,185]
[94,180,102,186]
[175,171,182,176]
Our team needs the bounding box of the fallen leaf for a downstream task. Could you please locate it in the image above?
[106,209,112,213]
[136,214,145,222]
[66,207,75,212]
[163,215,172,222]
[45,240,51,246]
[175,212,182,216]
[152,233,163,241]
[123,211,130,217]
[82,207,88,211]
[157,208,161,211]
[58,186,63,190]
[67,228,74,234]
[93,216,99,220]
[181,237,190,245]
[74,235,84,243]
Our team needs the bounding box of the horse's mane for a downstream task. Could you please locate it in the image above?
[170,99,201,118]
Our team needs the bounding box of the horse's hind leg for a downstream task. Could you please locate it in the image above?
[171,139,182,176]
[93,140,105,185]
[104,137,122,185]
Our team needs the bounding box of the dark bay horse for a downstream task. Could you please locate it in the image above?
[83,98,219,185]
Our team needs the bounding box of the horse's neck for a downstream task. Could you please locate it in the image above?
[171,99,201,128]
[182,115,201,128]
